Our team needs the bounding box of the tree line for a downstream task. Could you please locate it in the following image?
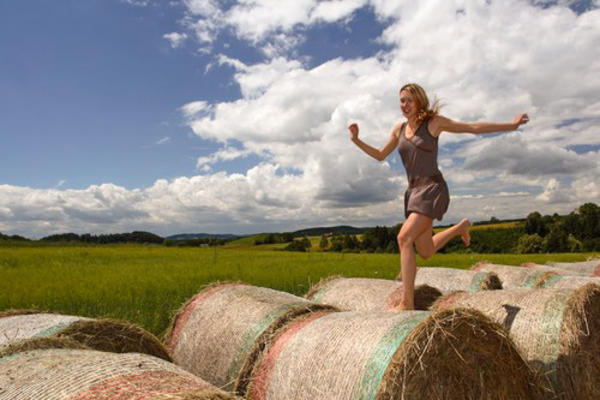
[290,202,599,254]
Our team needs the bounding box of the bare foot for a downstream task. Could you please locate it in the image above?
[459,218,471,247]
[389,301,414,312]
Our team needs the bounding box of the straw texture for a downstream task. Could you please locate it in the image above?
[411,267,502,293]
[0,348,240,400]
[537,274,600,289]
[521,263,587,277]
[0,311,170,360]
[547,259,600,276]
[433,284,600,400]
[305,277,441,311]
[245,308,542,400]
[164,283,334,392]
[472,262,554,289]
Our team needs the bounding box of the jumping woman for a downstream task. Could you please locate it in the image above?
[349,83,529,310]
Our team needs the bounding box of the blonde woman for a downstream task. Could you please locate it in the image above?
[349,83,529,310]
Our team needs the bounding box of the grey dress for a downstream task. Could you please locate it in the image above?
[397,118,450,221]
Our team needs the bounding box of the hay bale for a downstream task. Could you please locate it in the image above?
[164,283,335,392]
[547,259,600,276]
[0,347,240,399]
[0,310,170,360]
[305,276,442,311]
[243,308,543,399]
[537,274,600,289]
[411,267,502,293]
[472,262,555,289]
[433,284,600,400]
[522,262,587,277]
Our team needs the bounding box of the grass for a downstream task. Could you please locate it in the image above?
[0,244,597,337]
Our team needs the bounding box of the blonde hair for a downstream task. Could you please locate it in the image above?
[400,83,441,123]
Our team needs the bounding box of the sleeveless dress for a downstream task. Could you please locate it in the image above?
[397,118,450,221]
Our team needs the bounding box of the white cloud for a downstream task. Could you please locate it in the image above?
[3,0,600,237]
[163,32,188,48]
[156,136,171,145]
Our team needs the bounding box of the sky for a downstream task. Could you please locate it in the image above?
[1,0,599,238]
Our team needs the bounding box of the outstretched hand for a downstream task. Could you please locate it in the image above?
[348,123,359,141]
[514,113,529,128]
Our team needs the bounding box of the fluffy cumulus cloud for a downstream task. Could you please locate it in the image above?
[2,0,600,237]
[163,32,188,48]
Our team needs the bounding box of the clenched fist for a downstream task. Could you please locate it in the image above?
[348,123,359,141]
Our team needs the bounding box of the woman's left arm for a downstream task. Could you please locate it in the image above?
[432,114,529,136]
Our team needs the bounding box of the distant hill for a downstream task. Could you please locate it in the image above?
[166,233,241,241]
[292,225,368,236]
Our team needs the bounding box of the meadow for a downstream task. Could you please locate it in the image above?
[1,243,597,337]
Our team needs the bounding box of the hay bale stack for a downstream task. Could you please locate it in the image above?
[0,310,170,360]
[243,308,542,399]
[472,262,554,289]
[433,284,600,400]
[536,274,600,289]
[164,283,335,392]
[305,276,441,311]
[411,267,502,293]
[0,347,240,399]
[521,262,587,276]
[547,259,600,276]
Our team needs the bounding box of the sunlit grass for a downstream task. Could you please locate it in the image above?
[1,244,596,337]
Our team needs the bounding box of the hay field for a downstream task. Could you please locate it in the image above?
[0,244,596,336]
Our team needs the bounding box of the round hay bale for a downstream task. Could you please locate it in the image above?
[0,310,170,360]
[305,276,442,311]
[411,267,502,293]
[472,262,555,289]
[522,262,587,277]
[0,348,240,400]
[0,336,90,358]
[547,259,600,276]
[537,274,600,289]
[433,284,600,400]
[164,283,335,392]
[244,308,543,399]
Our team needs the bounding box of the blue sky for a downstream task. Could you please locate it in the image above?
[0,0,387,189]
[1,0,599,238]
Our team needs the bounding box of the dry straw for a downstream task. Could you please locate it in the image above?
[536,274,600,289]
[472,262,555,289]
[305,276,441,311]
[410,267,502,293]
[433,284,600,400]
[521,262,587,277]
[243,308,542,400]
[164,283,335,392]
[547,259,600,276]
[0,346,240,400]
[0,310,170,360]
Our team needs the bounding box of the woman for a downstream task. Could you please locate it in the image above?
[349,83,529,310]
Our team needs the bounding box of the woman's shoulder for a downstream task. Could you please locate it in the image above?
[392,120,406,138]
[427,115,446,138]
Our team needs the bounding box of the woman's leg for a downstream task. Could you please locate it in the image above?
[413,218,471,260]
[396,212,433,310]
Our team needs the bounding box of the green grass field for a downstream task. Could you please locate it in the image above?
[1,244,597,337]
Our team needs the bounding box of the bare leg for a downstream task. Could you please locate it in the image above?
[413,218,471,260]
[395,213,433,310]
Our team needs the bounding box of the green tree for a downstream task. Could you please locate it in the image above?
[516,234,544,254]
[319,235,329,249]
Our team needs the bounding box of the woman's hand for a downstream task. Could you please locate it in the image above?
[348,123,359,141]
[513,113,530,128]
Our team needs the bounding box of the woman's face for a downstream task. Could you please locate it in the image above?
[399,89,418,118]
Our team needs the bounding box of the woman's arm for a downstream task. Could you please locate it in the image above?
[431,114,529,136]
[349,122,400,161]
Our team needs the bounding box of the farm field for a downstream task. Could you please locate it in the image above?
[1,244,597,337]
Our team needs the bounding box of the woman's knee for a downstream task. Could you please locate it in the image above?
[397,231,415,248]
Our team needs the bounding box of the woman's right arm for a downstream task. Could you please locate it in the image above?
[349,122,400,162]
